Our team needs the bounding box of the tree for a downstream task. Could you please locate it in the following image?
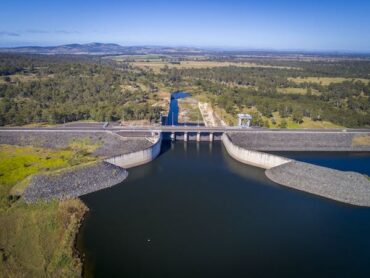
[292,110,304,123]
[279,119,287,128]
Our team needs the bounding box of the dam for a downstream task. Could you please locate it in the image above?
[1,126,370,206]
[1,116,370,276]
[0,91,369,204]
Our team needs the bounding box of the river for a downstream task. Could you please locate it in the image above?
[166,91,190,125]
[77,142,370,278]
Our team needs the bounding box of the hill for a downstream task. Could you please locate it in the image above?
[0,42,203,55]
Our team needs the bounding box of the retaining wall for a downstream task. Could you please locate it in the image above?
[227,131,370,151]
[105,134,162,169]
[221,133,291,169]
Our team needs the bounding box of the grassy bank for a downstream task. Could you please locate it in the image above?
[0,199,87,277]
[0,143,98,276]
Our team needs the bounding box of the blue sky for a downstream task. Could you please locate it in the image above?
[1,0,369,52]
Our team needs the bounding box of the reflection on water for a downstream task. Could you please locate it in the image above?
[78,142,370,278]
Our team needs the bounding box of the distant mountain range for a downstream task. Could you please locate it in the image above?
[0,42,204,55]
[1,43,369,58]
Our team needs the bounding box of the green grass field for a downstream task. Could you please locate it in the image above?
[0,142,98,277]
[0,199,87,277]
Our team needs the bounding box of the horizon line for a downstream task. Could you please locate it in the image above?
[1,41,370,55]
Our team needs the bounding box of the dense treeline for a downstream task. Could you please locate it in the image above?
[210,55,370,78]
[160,64,370,127]
[0,53,369,127]
[0,54,162,125]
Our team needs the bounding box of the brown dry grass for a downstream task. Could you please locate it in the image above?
[0,74,53,84]
[131,61,296,73]
[289,77,370,85]
[352,135,370,146]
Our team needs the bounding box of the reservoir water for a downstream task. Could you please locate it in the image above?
[77,142,370,278]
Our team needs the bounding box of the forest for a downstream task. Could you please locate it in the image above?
[0,53,369,128]
[0,54,162,125]
[160,64,370,127]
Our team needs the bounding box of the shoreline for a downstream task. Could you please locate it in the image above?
[0,133,160,276]
[74,202,89,278]
[222,133,370,207]
[2,130,370,275]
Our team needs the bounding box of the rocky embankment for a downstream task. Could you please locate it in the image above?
[24,162,128,202]
[228,131,370,151]
[0,131,153,157]
[0,130,158,202]
[223,131,370,207]
[266,161,370,207]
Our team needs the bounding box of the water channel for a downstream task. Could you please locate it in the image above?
[166,91,190,125]
[77,142,370,278]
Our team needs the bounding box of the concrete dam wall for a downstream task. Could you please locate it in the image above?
[105,134,162,169]
[227,131,370,151]
[221,133,291,169]
[222,132,370,207]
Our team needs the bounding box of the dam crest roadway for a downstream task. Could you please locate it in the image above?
[1,123,370,206]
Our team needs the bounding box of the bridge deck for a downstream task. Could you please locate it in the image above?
[0,126,369,133]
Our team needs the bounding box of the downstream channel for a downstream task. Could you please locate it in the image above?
[77,142,370,278]
[166,91,190,125]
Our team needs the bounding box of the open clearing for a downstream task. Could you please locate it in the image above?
[0,74,53,84]
[267,112,342,129]
[177,98,202,123]
[130,61,297,73]
[277,87,320,95]
[289,77,370,85]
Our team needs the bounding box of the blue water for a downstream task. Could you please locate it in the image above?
[78,143,370,278]
[273,151,370,175]
[166,91,190,125]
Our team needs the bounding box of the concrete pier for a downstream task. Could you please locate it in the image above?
[196,132,201,142]
[209,133,214,142]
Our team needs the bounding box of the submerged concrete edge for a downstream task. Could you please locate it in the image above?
[105,132,162,169]
[221,132,370,207]
[221,133,291,169]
